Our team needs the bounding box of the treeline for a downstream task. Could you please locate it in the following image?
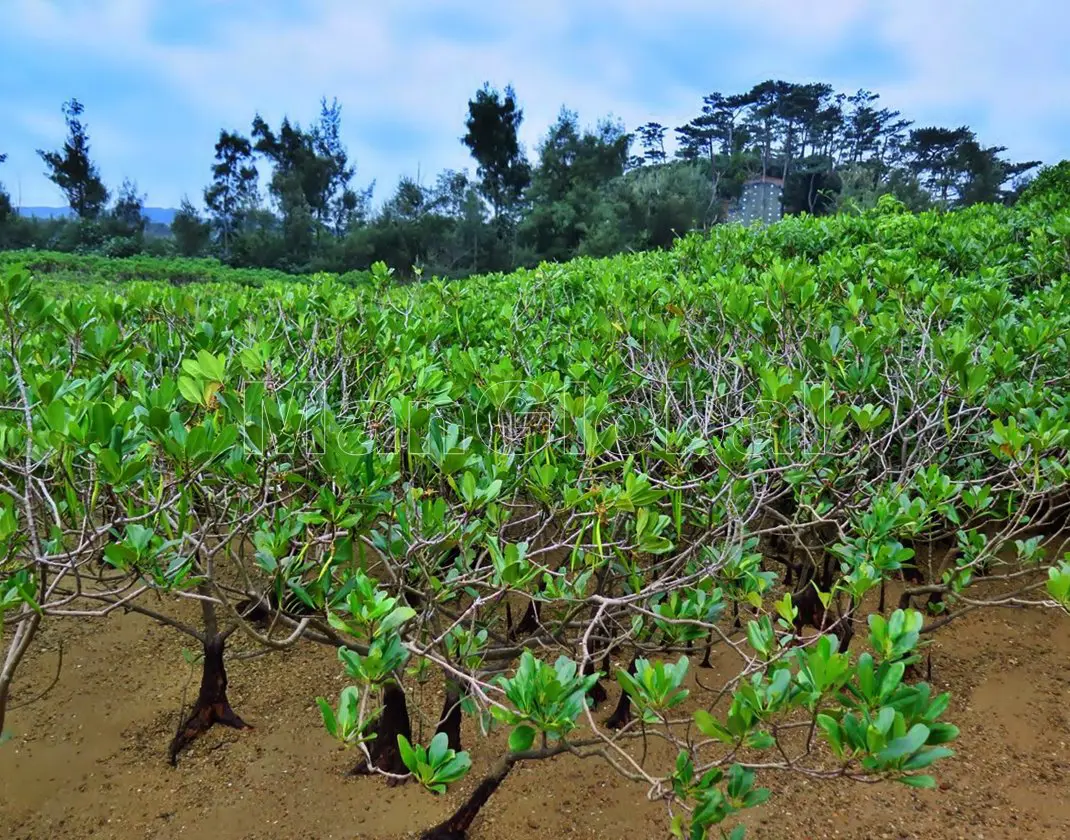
[0,81,1045,276]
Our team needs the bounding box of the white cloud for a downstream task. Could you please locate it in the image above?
[3,0,1067,206]
[872,0,1069,163]
[9,0,154,53]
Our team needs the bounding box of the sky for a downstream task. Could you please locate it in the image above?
[1,0,1067,209]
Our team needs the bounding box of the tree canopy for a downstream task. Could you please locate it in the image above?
[0,82,1048,275]
[36,98,109,220]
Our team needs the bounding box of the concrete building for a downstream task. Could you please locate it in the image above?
[737,175,784,226]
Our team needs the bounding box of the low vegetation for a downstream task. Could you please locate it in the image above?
[1,189,1068,838]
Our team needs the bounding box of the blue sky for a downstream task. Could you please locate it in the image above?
[1,0,1067,209]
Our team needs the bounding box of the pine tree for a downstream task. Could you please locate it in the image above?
[36,99,109,219]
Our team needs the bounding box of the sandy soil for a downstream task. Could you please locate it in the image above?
[1,594,1068,840]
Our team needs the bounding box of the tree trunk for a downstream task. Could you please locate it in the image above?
[0,610,41,739]
[434,680,463,753]
[506,599,540,641]
[699,628,715,668]
[605,656,638,730]
[350,682,412,784]
[584,656,608,709]
[169,633,250,765]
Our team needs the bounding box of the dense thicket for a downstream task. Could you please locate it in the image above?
[2,195,1068,837]
[0,81,1046,276]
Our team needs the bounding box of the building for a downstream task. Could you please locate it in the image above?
[737,175,784,226]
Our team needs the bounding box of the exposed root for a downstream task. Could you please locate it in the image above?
[434,681,463,753]
[169,634,251,766]
[349,682,412,785]
[604,656,637,730]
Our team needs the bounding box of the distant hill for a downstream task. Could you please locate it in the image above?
[17,206,179,225]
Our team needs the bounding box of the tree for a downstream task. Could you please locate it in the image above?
[2,203,1069,839]
[998,159,1044,204]
[418,169,487,275]
[836,162,932,213]
[367,176,436,275]
[956,141,1040,206]
[906,126,974,205]
[251,115,320,264]
[204,130,259,256]
[108,178,147,238]
[743,81,782,178]
[171,197,213,256]
[36,98,109,219]
[905,127,1038,207]
[674,93,759,223]
[636,122,668,165]
[461,84,532,221]
[675,112,718,165]
[521,109,631,263]
[782,162,842,215]
[314,97,364,235]
[589,160,714,253]
[0,153,11,225]
[1017,159,1070,208]
[835,90,912,194]
[93,178,149,257]
[251,105,369,266]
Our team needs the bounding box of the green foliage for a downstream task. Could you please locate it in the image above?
[5,81,1039,277]
[1019,160,1070,208]
[0,249,301,286]
[0,191,1067,838]
[35,99,109,220]
[462,83,531,220]
[491,651,599,742]
[0,570,39,638]
[327,569,416,642]
[203,129,259,256]
[396,731,472,793]
[1048,561,1070,611]
[670,761,769,840]
[317,686,378,747]
[617,656,690,723]
[171,198,213,257]
[336,638,409,685]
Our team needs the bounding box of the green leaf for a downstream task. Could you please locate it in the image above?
[436,751,472,782]
[509,724,536,753]
[428,731,449,767]
[396,734,417,773]
[318,695,343,739]
[377,605,416,637]
[902,747,955,771]
[817,714,843,756]
[694,710,734,743]
[877,723,930,763]
[745,731,774,750]
[746,620,769,658]
[925,723,960,745]
[178,375,203,406]
[196,348,226,382]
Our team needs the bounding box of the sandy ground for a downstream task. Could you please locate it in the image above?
[1,592,1069,840]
